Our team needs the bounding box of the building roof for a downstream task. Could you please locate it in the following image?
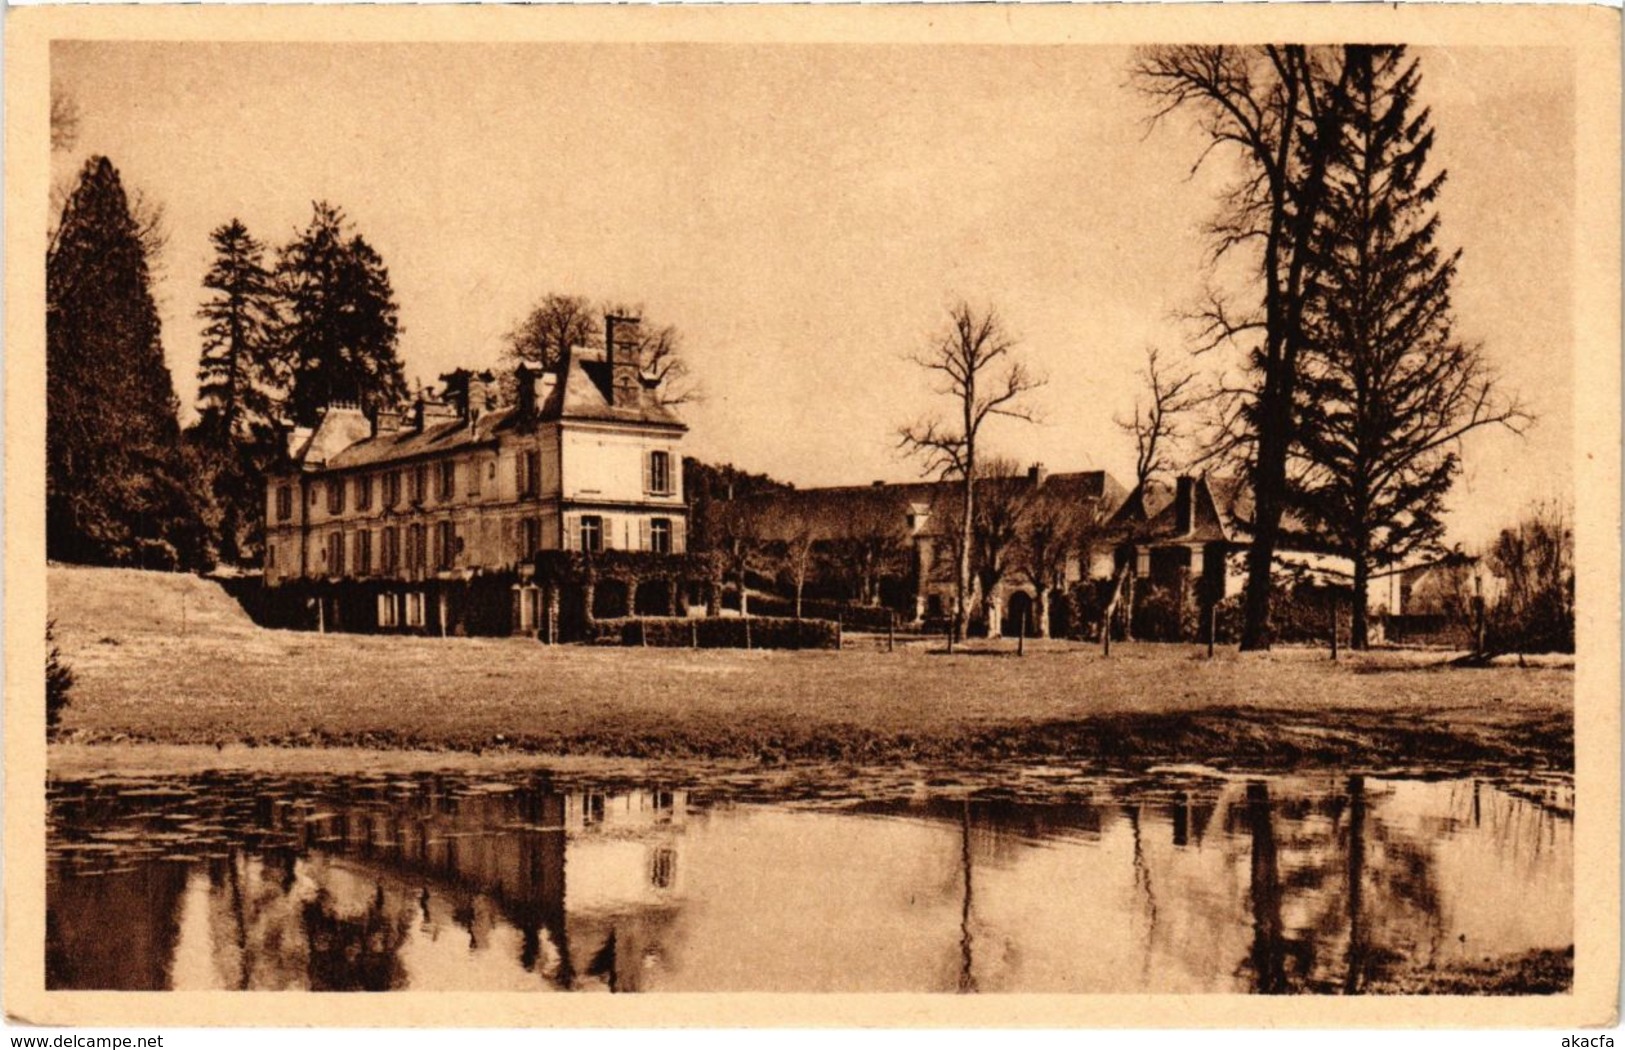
[553,347,685,428]
[286,347,684,473]
[730,469,1127,542]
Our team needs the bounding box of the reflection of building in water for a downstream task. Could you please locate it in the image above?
[46,774,1573,994]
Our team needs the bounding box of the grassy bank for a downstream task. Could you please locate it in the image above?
[48,565,1573,770]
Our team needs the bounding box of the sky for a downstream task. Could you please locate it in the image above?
[51,41,1576,548]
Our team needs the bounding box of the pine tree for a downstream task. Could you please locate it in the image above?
[189,219,283,564]
[1293,47,1525,648]
[47,156,213,570]
[275,202,407,427]
[196,219,280,445]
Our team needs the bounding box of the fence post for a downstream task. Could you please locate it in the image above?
[888,612,895,653]
[1018,608,1026,657]
[1207,602,1217,659]
[691,620,698,649]
[1330,597,1339,661]
[836,613,843,650]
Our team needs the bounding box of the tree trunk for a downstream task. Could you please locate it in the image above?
[1035,586,1051,639]
[1352,557,1370,650]
[984,586,1002,639]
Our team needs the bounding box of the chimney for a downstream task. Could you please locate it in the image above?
[604,313,643,409]
[371,409,402,437]
[516,365,539,418]
[1027,462,1048,487]
[1175,475,1196,536]
[872,480,886,488]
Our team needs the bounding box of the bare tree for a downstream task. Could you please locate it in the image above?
[970,458,1038,639]
[828,491,910,606]
[1018,486,1107,639]
[898,302,1043,640]
[1134,45,1355,650]
[708,497,770,617]
[501,295,699,407]
[51,92,80,153]
[1116,346,1201,492]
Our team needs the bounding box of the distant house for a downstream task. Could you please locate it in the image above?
[1107,473,1356,610]
[262,317,692,636]
[730,464,1127,635]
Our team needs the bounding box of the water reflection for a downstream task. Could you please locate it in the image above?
[46,770,1572,993]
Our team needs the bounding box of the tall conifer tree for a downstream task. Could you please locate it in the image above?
[190,218,282,563]
[47,156,212,569]
[276,202,407,427]
[1293,46,1524,647]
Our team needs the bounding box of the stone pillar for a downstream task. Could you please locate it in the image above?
[666,577,680,617]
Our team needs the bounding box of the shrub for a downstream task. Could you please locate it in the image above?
[746,595,900,632]
[594,616,840,650]
[47,619,74,735]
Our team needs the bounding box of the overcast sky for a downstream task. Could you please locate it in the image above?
[52,42,1575,547]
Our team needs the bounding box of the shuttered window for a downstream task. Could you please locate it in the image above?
[645,451,672,496]
[671,517,686,554]
[650,518,671,554]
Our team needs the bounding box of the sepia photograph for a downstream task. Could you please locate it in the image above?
[5,2,1619,1030]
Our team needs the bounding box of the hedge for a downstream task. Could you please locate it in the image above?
[745,595,901,632]
[592,615,841,650]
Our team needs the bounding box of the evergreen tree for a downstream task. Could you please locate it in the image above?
[1293,47,1525,648]
[276,202,407,427]
[47,156,213,570]
[190,219,283,564]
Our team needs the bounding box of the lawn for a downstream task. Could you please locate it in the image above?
[47,565,1573,770]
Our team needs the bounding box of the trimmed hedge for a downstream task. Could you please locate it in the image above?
[746,595,901,632]
[593,615,840,650]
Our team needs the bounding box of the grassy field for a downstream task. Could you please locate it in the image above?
[47,565,1573,770]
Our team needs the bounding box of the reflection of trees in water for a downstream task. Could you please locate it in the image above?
[47,862,191,990]
[302,882,412,991]
[1234,776,1454,994]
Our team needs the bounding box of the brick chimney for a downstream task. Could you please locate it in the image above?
[1175,475,1196,536]
[604,314,642,409]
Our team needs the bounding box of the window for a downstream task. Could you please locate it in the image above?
[436,521,457,569]
[384,471,402,508]
[438,460,456,502]
[650,518,672,554]
[412,464,429,504]
[327,531,346,575]
[468,457,482,497]
[646,451,672,496]
[327,479,346,515]
[519,517,542,559]
[355,475,372,512]
[378,593,398,628]
[518,450,541,499]
[381,526,399,572]
[276,486,294,522]
[356,530,373,576]
[408,523,428,571]
[267,544,277,568]
[579,515,603,553]
[405,592,425,627]
[309,485,319,507]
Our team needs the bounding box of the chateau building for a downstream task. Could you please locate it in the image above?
[263,317,688,635]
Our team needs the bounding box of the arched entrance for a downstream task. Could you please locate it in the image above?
[1004,590,1034,638]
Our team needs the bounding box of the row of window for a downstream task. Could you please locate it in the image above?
[276,450,676,522]
[296,514,679,577]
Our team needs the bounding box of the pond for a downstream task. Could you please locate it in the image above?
[46,766,1572,993]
